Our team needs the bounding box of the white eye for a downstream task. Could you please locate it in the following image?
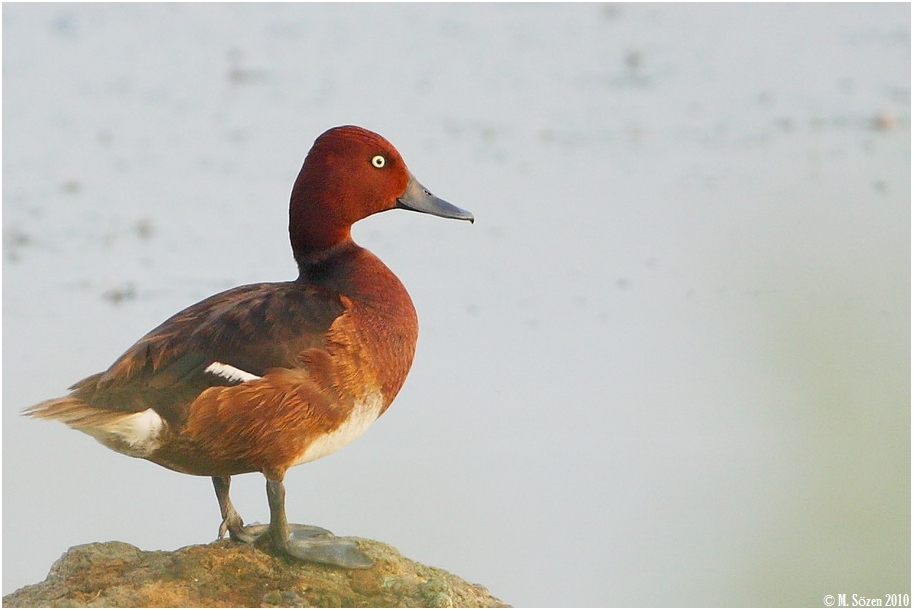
[371,155,386,168]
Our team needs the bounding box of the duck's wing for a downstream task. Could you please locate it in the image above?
[26,281,345,426]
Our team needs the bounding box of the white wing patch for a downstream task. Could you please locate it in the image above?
[205,362,262,383]
[291,390,385,466]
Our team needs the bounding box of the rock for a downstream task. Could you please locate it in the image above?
[3,539,509,608]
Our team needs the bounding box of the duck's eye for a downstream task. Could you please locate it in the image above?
[371,155,386,168]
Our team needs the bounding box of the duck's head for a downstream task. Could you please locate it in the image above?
[289,125,473,262]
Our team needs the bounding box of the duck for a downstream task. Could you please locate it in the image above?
[24,125,474,569]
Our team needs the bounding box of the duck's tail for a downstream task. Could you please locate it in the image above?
[23,396,165,458]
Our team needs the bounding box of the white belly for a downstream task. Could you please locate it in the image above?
[290,391,385,466]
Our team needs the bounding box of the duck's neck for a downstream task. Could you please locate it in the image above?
[294,240,413,315]
[293,237,358,278]
[289,202,352,265]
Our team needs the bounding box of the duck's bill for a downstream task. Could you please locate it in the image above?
[396,174,474,223]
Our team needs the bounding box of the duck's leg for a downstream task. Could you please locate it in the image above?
[213,475,334,545]
[213,476,257,543]
[261,476,374,569]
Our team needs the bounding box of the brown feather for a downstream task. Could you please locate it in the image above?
[24,395,127,429]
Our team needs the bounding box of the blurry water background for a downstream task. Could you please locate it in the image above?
[3,4,910,606]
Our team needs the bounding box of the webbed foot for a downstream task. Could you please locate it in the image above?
[219,515,371,567]
[284,526,373,568]
[253,523,373,568]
